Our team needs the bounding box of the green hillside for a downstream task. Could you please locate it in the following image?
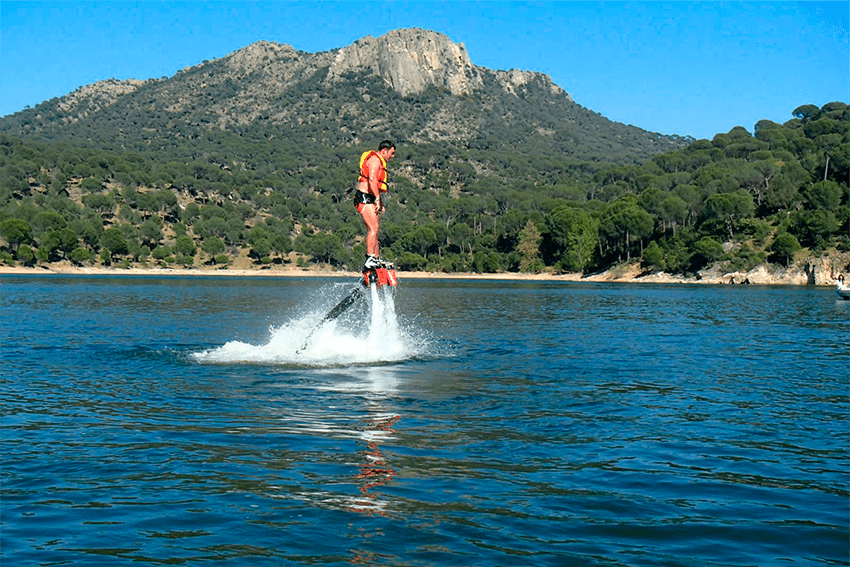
[1,101,846,276]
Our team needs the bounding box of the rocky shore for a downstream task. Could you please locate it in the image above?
[581,253,848,286]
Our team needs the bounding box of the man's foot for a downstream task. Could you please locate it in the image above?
[364,255,381,269]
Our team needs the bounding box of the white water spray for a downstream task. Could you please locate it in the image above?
[193,283,422,366]
[368,283,402,355]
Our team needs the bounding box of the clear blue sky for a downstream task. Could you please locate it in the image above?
[1,1,847,140]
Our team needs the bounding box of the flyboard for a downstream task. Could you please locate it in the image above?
[296,261,398,354]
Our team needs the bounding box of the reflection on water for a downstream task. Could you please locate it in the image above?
[334,366,400,517]
[271,366,402,519]
[351,414,399,516]
[340,368,401,516]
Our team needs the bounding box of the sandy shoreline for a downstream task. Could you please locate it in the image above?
[0,262,833,286]
[0,264,593,281]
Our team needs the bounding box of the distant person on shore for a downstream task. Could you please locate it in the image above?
[354,140,396,269]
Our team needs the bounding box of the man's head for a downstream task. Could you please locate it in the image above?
[378,140,396,161]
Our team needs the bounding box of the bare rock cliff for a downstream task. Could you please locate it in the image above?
[327,28,484,96]
[494,69,571,100]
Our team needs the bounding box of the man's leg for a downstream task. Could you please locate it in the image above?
[360,205,380,257]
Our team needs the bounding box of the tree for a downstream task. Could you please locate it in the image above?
[37,230,62,262]
[449,222,474,256]
[792,104,820,121]
[749,160,780,205]
[790,210,840,248]
[55,227,79,259]
[195,217,229,240]
[250,238,271,260]
[472,250,501,273]
[395,251,427,270]
[72,217,103,252]
[803,180,842,211]
[152,245,173,262]
[0,95,846,279]
[83,193,116,215]
[156,190,179,214]
[202,236,226,259]
[546,205,599,272]
[305,233,346,266]
[139,218,164,247]
[598,197,653,262]
[0,218,33,251]
[763,161,807,212]
[516,220,543,273]
[101,227,128,260]
[703,190,755,240]
[827,143,850,183]
[31,211,66,237]
[658,194,688,235]
[402,225,436,259]
[174,235,196,257]
[16,244,35,266]
[80,177,102,193]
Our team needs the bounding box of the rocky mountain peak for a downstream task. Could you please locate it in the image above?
[5,27,683,161]
[327,28,483,96]
[222,40,304,75]
[53,78,149,122]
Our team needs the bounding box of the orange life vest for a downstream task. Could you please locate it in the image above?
[358,150,388,193]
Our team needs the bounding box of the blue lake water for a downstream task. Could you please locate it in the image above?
[1,275,848,566]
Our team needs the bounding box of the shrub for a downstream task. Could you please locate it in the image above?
[177,254,194,267]
[473,251,501,273]
[726,244,765,272]
[642,241,665,270]
[689,237,724,271]
[80,177,102,193]
[152,245,172,260]
[70,247,92,265]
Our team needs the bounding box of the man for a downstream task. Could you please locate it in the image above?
[354,140,396,269]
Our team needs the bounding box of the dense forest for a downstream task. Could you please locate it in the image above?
[1,101,847,276]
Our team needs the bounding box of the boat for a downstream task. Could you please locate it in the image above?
[837,275,850,300]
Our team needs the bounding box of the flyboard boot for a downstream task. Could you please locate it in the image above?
[362,256,398,288]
